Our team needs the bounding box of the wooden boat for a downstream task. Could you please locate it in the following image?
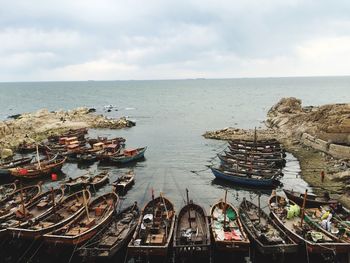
[48,128,88,142]
[229,139,281,147]
[239,199,298,254]
[225,151,286,165]
[77,203,140,259]
[283,189,337,208]
[0,184,41,222]
[108,147,147,164]
[268,192,350,253]
[112,171,134,194]
[128,194,175,257]
[304,205,350,243]
[210,198,250,251]
[64,175,91,191]
[88,171,109,190]
[0,157,33,176]
[173,191,210,259]
[218,154,276,169]
[76,152,98,164]
[219,164,283,178]
[228,146,284,158]
[97,144,124,162]
[7,190,91,239]
[210,167,281,188]
[0,188,64,231]
[88,136,125,148]
[43,192,118,246]
[0,182,17,201]
[228,142,285,154]
[9,156,66,179]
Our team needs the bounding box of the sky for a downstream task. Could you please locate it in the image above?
[0,0,350,81]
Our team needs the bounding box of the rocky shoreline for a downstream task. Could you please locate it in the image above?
[0,107,134,155]
[204,97,350,208]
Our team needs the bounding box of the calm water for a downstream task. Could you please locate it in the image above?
[0,77,349,262]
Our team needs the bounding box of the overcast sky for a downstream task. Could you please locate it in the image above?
[1,0,350,81]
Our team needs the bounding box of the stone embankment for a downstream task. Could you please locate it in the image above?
[0,107,134,152]
[204,97,350,207]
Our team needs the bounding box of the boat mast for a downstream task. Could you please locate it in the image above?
[83,189,90,221]
[223,190,228,229]
[36,144,41,170]
[51,187,55,210]
[20,182,26,219]
[186,188,192,228]
[300,189,308,227]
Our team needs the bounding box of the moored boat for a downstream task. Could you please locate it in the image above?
[0,188,64,231]
[88,171,109,190]
[43,192,118,246]
[173,190,210,259]
[210,167,281,188]
[9,155,66,180]
[239,198,298,254]
[0,157,33,177]
[108,147,147,164]
[78,203,140,259]
[268,191,350,253]
[283,189,337,208]
[112,171,134,194]
[64,175,91,191]
[128,193,175,257]
[0,184,41,222]
[8,190,91,239]
[210,196,250,252]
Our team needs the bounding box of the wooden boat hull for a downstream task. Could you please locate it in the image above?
[9,157,66,179]
[88,172,109,189]
[7,190,91,239]
[268,194,350,253]
[173,203,210,258]
[210,201,250,252]
[109,147,147,164]
[283,189,336,208]
[128,195,175,257]
[77,204,140,259]
[210,167,281,188]
[43,193,118,246]
[239,200,298,255]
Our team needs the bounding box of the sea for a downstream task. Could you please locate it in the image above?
[0,76,349,262]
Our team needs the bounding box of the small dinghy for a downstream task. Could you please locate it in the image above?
[78,203,140,259]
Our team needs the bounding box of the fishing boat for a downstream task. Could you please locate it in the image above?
[88,171,109,190]
[268,191,350,253]
[128,194,175,257]
[225,151,286,167]
[7,190,91,239]
[229,139,281,147]
[78,203,140,259]
[76,152,98,164]
[0,184,41,222]
[64,175,91,191]
[210,167,281,188]
[43,192,118,246]
[0,188,64,232]
[173,189,210,259]
[48,128,88,142]
[108,147,147,164]
[303,205,350,243]
[219,163,283,178]
[97,143,124,162]
[112,171,134,194]
[88,136,125,148]
[9,155,66,179]
[0,181,17,201]
[218,154,276,169]
[210,194,250,252]
[0,157,33,177]
[228,146,284,158]
[239,198,298,254]
[283,189,337,208]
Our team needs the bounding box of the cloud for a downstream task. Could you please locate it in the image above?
[0,1,350,81]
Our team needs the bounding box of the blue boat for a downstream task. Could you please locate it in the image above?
[210,167,281,188]
[109,147,147,164]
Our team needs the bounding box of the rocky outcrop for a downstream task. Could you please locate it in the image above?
[0,107,134,150]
